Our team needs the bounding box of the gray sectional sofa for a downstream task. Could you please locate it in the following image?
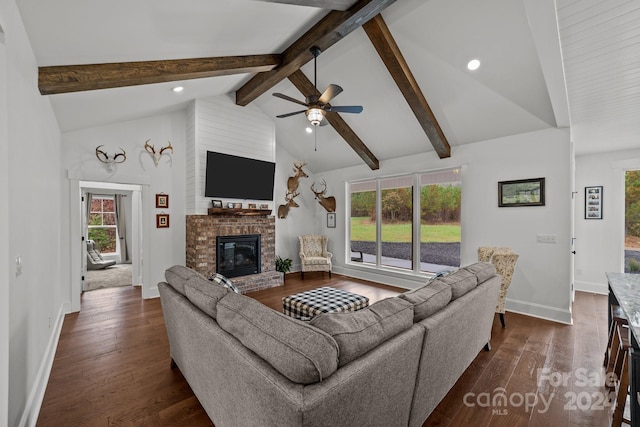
[158,262,501,427]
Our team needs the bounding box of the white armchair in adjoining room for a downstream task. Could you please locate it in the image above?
[478,246,519,328]
[299,235,332,279]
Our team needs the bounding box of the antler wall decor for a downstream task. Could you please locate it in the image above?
[144,139,173,166]
[311,180,336,212]
[95,145,126,172]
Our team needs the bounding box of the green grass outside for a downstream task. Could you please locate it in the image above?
[350,217,460,243]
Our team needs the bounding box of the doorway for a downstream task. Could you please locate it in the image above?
[69,178,149,312]
[625,170,640,273]
[84,192,133,292]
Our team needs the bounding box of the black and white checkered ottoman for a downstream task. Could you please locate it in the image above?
[282,287,369,320]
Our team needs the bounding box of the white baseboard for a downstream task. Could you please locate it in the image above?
[18,303,67,427]
[574,280,608,295]
[333,265,427,290]
[144,285,160,299]
[506,298,573,325]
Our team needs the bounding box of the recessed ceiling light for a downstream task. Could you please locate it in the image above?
[467,59,481,71]
[172,86,184,93]
[305,127,313,134]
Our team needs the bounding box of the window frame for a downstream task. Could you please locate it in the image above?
[88,194,118,254]
[347,167,462,276]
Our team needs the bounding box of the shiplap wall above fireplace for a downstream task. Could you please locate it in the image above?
[186,95,276,214]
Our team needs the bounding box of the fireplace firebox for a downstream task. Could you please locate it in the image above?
[217,234,261,278]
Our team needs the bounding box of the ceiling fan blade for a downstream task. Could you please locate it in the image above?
[273,93,309,107]
[327,105,363,114]
[276,110,307,118]
[318,84,343,104]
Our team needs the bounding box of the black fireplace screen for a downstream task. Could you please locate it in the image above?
[217,234,261,278]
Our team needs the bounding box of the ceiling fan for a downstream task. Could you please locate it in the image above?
[272,46,363,126]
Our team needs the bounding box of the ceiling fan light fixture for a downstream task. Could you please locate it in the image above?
[306,107,325,126]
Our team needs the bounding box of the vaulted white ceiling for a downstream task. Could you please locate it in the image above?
[15,0,637,172]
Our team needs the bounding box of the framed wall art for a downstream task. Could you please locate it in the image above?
[156,194,169,209]
[211,199,223,208]
[327,212,336,228]
[585,186,603,219]
[156,213,170,228]
[498,177,545,207]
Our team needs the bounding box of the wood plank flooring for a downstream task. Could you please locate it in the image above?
[37,273,612,426]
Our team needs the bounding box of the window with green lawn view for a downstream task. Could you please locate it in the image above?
[349,168,461,274]
[89,195,117,253]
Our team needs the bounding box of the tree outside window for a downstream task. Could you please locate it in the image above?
[89,195,117,253]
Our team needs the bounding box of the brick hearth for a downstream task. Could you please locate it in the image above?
[185,214,283,293]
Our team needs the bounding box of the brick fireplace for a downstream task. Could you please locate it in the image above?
[186,214,283,293]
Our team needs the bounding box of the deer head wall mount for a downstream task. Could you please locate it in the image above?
[277,191,300,219]
[311,180,336,212]
[95,145,126,172]
[144,139,173,166]
[287,161,308,193]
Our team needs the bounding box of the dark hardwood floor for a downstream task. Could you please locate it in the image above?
[37,273,611,426]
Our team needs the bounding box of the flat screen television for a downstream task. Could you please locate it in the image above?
[204,151,276,201]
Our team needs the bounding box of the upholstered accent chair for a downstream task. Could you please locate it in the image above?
[478,246,519,327]
[299,235,333,279]
[86,239,116,270]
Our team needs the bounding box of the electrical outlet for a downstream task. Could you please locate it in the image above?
[536,234,557,244]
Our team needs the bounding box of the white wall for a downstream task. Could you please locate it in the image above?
[2,0,64,424]
[316,128,573,323]
[187,96,276,214]
[274,145,318,271]
[0,15,9,427]
[574,148,640,294]
[60,111,188,302]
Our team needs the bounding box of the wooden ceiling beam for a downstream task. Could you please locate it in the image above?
[235,0,396,106]
[287,70,379,170]
[363,14,451,158]
[38,54,281,95]
[250,0,358,11]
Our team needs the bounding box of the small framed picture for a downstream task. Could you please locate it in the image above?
[156,214,170,228]
[248,203,257,209]
[260,204,269,209]
[211,199,223,208]
[156,194,169,209]
[498,177,545,207]
[585,186,603,219]
[327,212,336,228]
[227,202,234,208]
[233,202,242,209]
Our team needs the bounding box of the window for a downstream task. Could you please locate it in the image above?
[419,170,461,272]
[625,170,640,273]
[348,168,461,274]
[88,195,117,253]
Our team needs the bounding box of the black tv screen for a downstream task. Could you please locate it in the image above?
[204,151,276,201]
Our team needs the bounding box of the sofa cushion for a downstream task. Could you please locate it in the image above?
[462,262,497,284]
[184,276,230,319]
[165,265,207,295]
[399,280,452,322]
[435,268,478,300]
[310,297,414,367]
[216,291,339,385]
